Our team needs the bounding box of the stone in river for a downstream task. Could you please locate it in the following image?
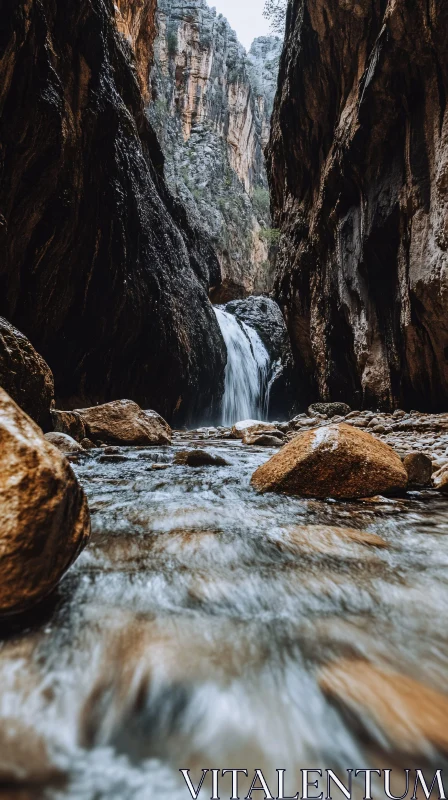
[45,432,84,455]
[174,450,229,467]
[403,452,433,487]
[244,434,284,447]
[0,388,90,616]
[251,423,408,499]
[75,400,171,446]
[319,659,448,756]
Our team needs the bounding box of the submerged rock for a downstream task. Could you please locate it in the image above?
[0,317,54,430]
[75,400,172,447]
[174,450,229,467]
[0,389,90,616]
[319,659,448,756]
[251,423,408,499]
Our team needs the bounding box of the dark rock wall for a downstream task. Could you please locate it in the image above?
[0,0,225,425]
[267,0,448,411]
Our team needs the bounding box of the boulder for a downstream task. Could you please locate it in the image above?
[75,400,172,446]
[403,453,433,487]
[45,432,84,455]
[0,388,90,616]
[251,423,408,499]
[51,410,86,442]
[244,434,284,447]
[308,402,351,418]
[242,428,284,445]
[0,317,54,430]
[174,450,229,467]
[232,420,279,439]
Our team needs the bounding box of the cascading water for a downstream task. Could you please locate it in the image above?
[214,306,271,426]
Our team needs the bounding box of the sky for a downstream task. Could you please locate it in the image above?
[209,0,272,50]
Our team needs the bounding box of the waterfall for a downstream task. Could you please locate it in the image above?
[214,306,270,426]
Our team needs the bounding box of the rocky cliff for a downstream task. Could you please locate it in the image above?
[149,0,282,301]
[0,0,226,425]
[268,0,448,411]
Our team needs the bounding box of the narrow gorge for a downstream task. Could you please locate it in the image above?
[1,0,448,798]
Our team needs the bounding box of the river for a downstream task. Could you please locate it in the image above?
[1,430,448,798]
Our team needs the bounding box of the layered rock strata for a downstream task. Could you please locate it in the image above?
[267,0,448,411]
[149,0,282,300]
[0,0,225,425]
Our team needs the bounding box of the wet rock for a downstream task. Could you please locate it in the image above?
[44,432,84,455]
[232,420,278,439]
[51,410,86,442]
[80,438,96,451]
[0,317,54,430]
[242,428,284,444]
[98,454,130,464]
[403,453,433,487]
[433,467,448,494]
[0,388,90,616]
[277,525,388,556]
[244,434,283,447]
[75,400,172,447]
[251,423,408,499]
[319,659,448,756]
[0,717,64,785]
[267,0,448,411]
[174,450,229,467]
[308,403,351,419]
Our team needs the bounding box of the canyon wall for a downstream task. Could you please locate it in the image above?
[149,0,282,301]
[268,0,448,411]
[0,0,226,424]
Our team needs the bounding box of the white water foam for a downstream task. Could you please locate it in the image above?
[214,307,270,426]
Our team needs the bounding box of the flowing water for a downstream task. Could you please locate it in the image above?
[2,433,448,799]
[214,307,270,426]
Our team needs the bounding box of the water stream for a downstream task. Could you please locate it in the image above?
[1,434,448,799]
[214,307,270,426]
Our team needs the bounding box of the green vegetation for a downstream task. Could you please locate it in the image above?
[252,187,271,222]
[259,227,281,244]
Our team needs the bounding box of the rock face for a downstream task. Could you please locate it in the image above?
[0,318,54,430]
[0,0,226,425]
[251,423,408,499]
[224,296,296,418]
[75,400,172,446]
[149,0,282,300]
[0,389,90,616]
[267,0,448,411]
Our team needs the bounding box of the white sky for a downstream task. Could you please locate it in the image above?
[209,0,272,50]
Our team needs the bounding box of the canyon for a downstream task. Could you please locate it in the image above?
[149,0,282,300]
[268,0,448,412]
[1,1,448,797]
